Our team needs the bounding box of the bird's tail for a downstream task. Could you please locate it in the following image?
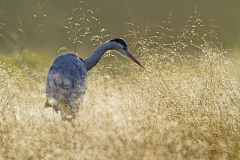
[44,99,51,108]
[44,99,59,113]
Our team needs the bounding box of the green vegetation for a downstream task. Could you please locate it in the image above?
[0,2,240,159]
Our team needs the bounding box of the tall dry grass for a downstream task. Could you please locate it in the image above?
[0,6,240,160]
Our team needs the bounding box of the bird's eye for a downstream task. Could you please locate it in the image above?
[123,47,127,50]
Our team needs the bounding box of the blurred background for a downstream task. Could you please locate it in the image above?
[0,0,239,67]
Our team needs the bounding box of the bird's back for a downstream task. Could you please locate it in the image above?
[45,53,87,119]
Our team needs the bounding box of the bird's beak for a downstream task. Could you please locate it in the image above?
[127,51,144,69]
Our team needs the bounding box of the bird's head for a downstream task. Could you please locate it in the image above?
[110,38,144,68]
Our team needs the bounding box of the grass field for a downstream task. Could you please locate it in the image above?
[1,41,240,159]
[1,4,240,159]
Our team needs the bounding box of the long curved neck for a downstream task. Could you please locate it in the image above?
[83,41,113,71]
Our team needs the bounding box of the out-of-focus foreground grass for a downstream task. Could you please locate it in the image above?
[1,7,240,160]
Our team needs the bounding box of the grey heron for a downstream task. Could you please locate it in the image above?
[45,38,144,121]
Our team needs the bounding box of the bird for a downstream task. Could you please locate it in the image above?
[45,38,144,121]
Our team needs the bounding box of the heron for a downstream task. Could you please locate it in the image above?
[45,38,144,121]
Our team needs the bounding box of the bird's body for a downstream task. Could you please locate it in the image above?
[45,53,87,120]
[45,38,143,120]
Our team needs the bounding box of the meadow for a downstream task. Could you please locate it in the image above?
[0,3,240,160]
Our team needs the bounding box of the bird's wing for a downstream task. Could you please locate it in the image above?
[61,59,87,105]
